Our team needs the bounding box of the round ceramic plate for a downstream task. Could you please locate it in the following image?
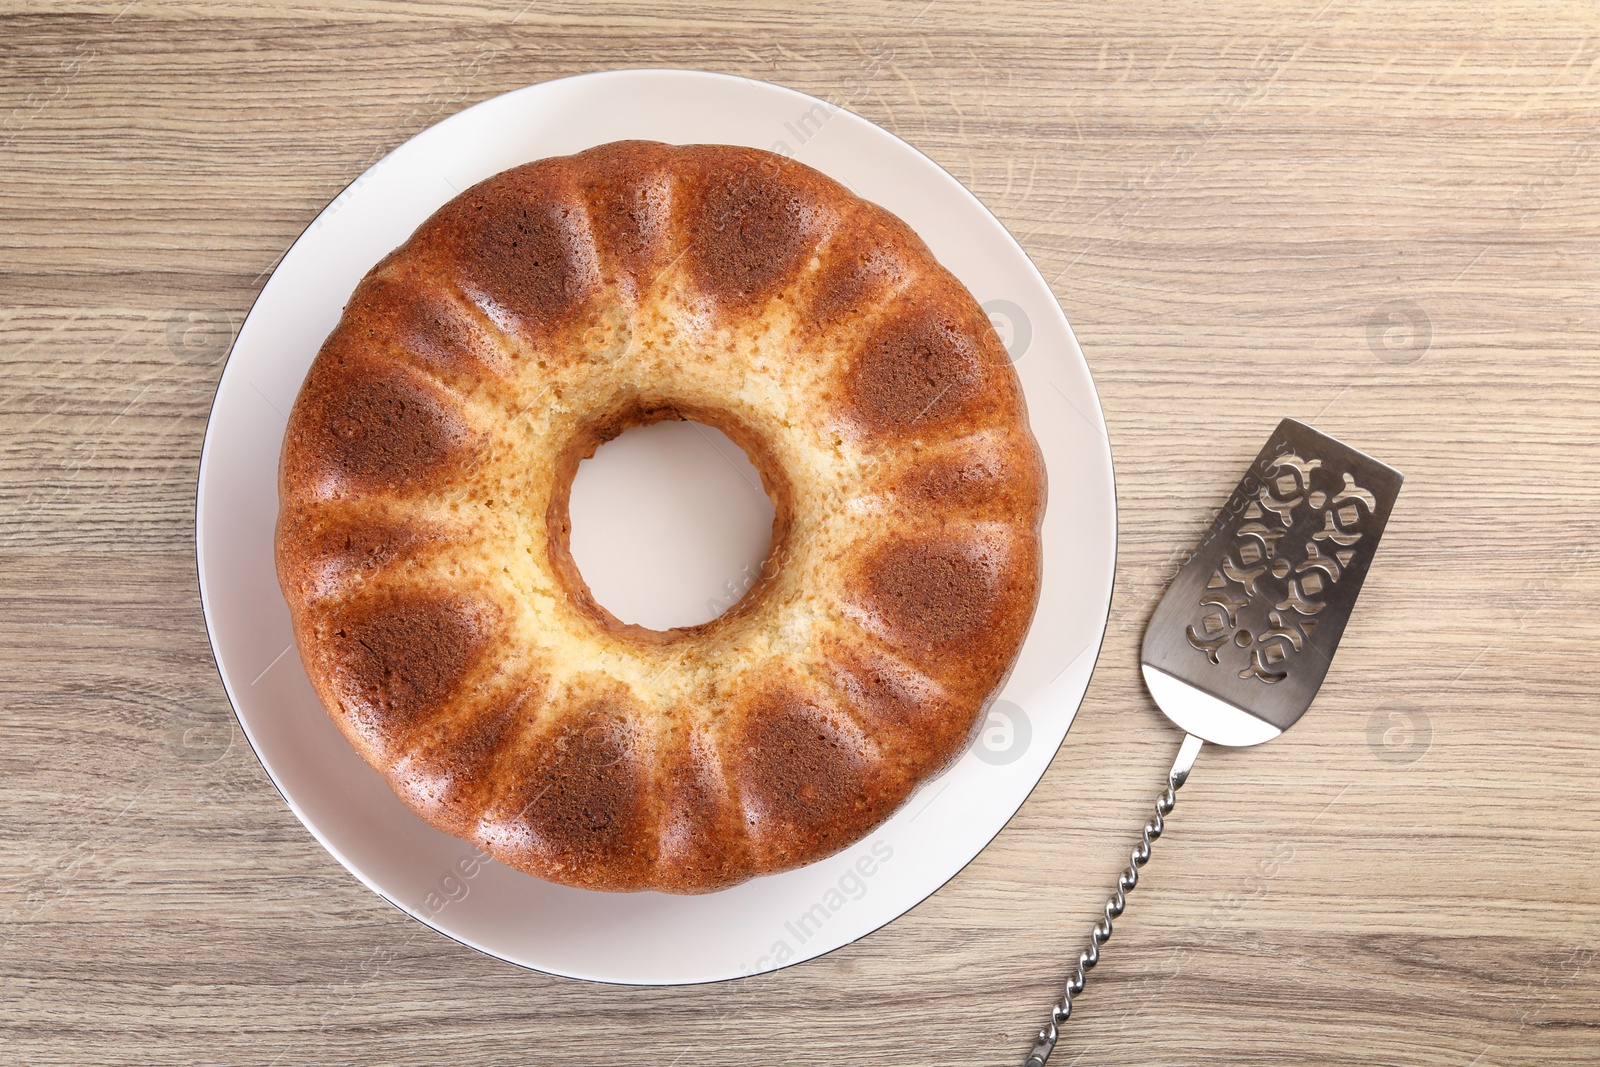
[196,69,1115,985]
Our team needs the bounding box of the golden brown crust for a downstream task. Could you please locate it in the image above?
[573,141,677,294]
[276,140,1046,894]
[301,589,502,755]
[678,147,830,310]
[280,348,481,500]
[729,688,906,872]
[411,161,605,344]
[482,701,657,890]
[388,691,528,839]
[649,724,754,892]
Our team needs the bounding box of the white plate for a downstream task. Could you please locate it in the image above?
[196,69,1116,985]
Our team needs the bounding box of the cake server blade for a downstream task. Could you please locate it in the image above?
[1141,416,1403,746]
[1023,418,1402,1066]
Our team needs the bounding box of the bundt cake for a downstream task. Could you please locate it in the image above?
[275,140,1046,893]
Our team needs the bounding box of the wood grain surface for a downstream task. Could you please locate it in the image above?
[4,2,1598,1064]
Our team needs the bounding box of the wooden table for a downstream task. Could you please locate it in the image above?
[5,2,1597,1064]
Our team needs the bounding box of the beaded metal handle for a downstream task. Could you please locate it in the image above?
[1024,734,1203,1067]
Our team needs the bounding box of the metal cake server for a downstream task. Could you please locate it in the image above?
[1024,418,1403,1066]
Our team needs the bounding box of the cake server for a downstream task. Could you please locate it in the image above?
[1023,418,1403,1066]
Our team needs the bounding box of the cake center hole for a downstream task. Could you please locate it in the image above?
[568,420,777,631]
